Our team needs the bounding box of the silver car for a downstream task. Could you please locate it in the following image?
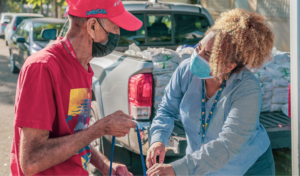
[0,13,13,38]
[4,13,43,46]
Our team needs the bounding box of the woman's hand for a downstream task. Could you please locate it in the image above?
[146,163,176,176]
[146,142,166,168]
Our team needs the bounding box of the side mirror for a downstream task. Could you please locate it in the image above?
[13,36,26,43]
[41,29,57,40]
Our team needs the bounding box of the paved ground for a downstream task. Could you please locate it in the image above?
[0,38,19,175]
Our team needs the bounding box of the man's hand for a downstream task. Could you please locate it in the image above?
[96,110,137,137]
[101,161,133,176]
[146,163,175,176]
[146,142,165,169]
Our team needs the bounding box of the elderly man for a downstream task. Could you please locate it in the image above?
[10,0,142,175]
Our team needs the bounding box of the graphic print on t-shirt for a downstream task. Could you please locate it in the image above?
[66,88,92,171]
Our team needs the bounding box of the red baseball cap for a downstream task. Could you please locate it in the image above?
[65,0,143,31]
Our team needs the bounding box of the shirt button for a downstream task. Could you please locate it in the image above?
[198,132,201,135]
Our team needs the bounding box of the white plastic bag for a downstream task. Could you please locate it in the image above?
[252,69,272,82]
[260,82,273,92]
[153,73,173,87]
[155,86,166,96]
[270,104,283,112]
[177,47,194,60]
[273,52,290,64]
[154,96,163,109]
[128,43,141,52]
[261,98,271,112]
[153,61,178,75]
[273,87,289,95]
[272,93,289,104]
[266,62,290,77]
[272,77,289,88]
[281,104,289,117]
[125,50,136,56]
[262,91,273,99]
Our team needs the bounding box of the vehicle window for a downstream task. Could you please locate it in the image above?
[23,23,31,42]
[33,22,64,41]
[174,14,210,45]
[15,22,25,36]
[60,20,69,37]
[15,16,41,28]
[147,14,172,43]
[4,15,12,21]
[118,14,145,46]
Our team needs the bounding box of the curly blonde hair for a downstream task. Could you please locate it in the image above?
[205,8,274,80]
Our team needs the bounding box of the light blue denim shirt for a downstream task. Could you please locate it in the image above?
[150,56,271,175]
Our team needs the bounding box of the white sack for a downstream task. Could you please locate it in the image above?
[253,69,272,82]
[273,87,289,95]
[262,91,273,99]
[272,93,289,104]
[274,52,290,64]
[272,77,289,88]
[281,104,289,117]
[260,82,273,92]
[261,98,271,112]
[153,73,173,87]
[155,86,166,96]
[266,62,290,77]
[153,61,178,75]
[128,43,141,52]
[125,50,136,56]
[270,104,283,112]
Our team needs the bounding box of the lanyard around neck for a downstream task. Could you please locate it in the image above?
[200,79,226,145]
[63,38,78,60]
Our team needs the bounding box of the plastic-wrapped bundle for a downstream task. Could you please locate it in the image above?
[260,82,273,92]
[253,69,273,82]
[273,52,290,64]
[281,104,289,117]
[273,87,289,95]
[272,93,289,104]
[177,47,194,60]
[153,61,178,75]
[272,77,289,87]
[125,50,136,56]
[155,86,166,96]
[265,62,290,77]
[270,104,283,112]
[154,96,163,110]
[153,73,173,87]
[262,91,273,99]
[261,98,271,112]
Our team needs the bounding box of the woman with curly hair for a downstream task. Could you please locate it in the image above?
[146,9,275,176]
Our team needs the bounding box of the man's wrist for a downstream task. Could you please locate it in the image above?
[89,119,106,140]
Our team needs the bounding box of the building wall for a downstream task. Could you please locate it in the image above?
[202,0,290,52]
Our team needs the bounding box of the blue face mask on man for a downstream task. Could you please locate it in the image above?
[190,50,213,79]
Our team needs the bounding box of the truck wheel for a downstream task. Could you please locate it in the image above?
[10,54,19,74]
[88,101,104,176]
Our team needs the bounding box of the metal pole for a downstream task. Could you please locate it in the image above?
[290,0,300,175]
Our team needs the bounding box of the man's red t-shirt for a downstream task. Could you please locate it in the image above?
[10,38,94,175]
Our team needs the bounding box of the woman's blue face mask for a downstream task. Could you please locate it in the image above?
[190,50,213,79]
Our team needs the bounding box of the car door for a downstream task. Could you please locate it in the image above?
[11,22,25,68]
[20,22,31,66]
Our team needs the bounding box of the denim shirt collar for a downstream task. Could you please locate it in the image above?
[226,68,247,87]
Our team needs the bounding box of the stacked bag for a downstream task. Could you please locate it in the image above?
[252,47,290,115]
[125,44,195,112]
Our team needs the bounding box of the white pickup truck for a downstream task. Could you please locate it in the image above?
[58,1,291,175]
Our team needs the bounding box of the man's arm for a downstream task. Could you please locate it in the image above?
[20,110,136,176]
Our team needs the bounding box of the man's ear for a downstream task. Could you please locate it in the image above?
[227,62,237,73]
[87,18,97,39]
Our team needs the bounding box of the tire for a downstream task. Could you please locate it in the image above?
[88,101,104,176]
[10,54,19,74]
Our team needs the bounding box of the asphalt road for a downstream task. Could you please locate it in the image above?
[0,37,18,175]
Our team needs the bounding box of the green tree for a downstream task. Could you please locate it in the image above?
[6,0,23,13]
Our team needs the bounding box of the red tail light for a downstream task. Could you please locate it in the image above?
[128,73,153,120]
[13,27,16,31]
[1,23,8,26]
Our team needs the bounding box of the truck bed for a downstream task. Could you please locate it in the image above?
[167,112,291,156]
